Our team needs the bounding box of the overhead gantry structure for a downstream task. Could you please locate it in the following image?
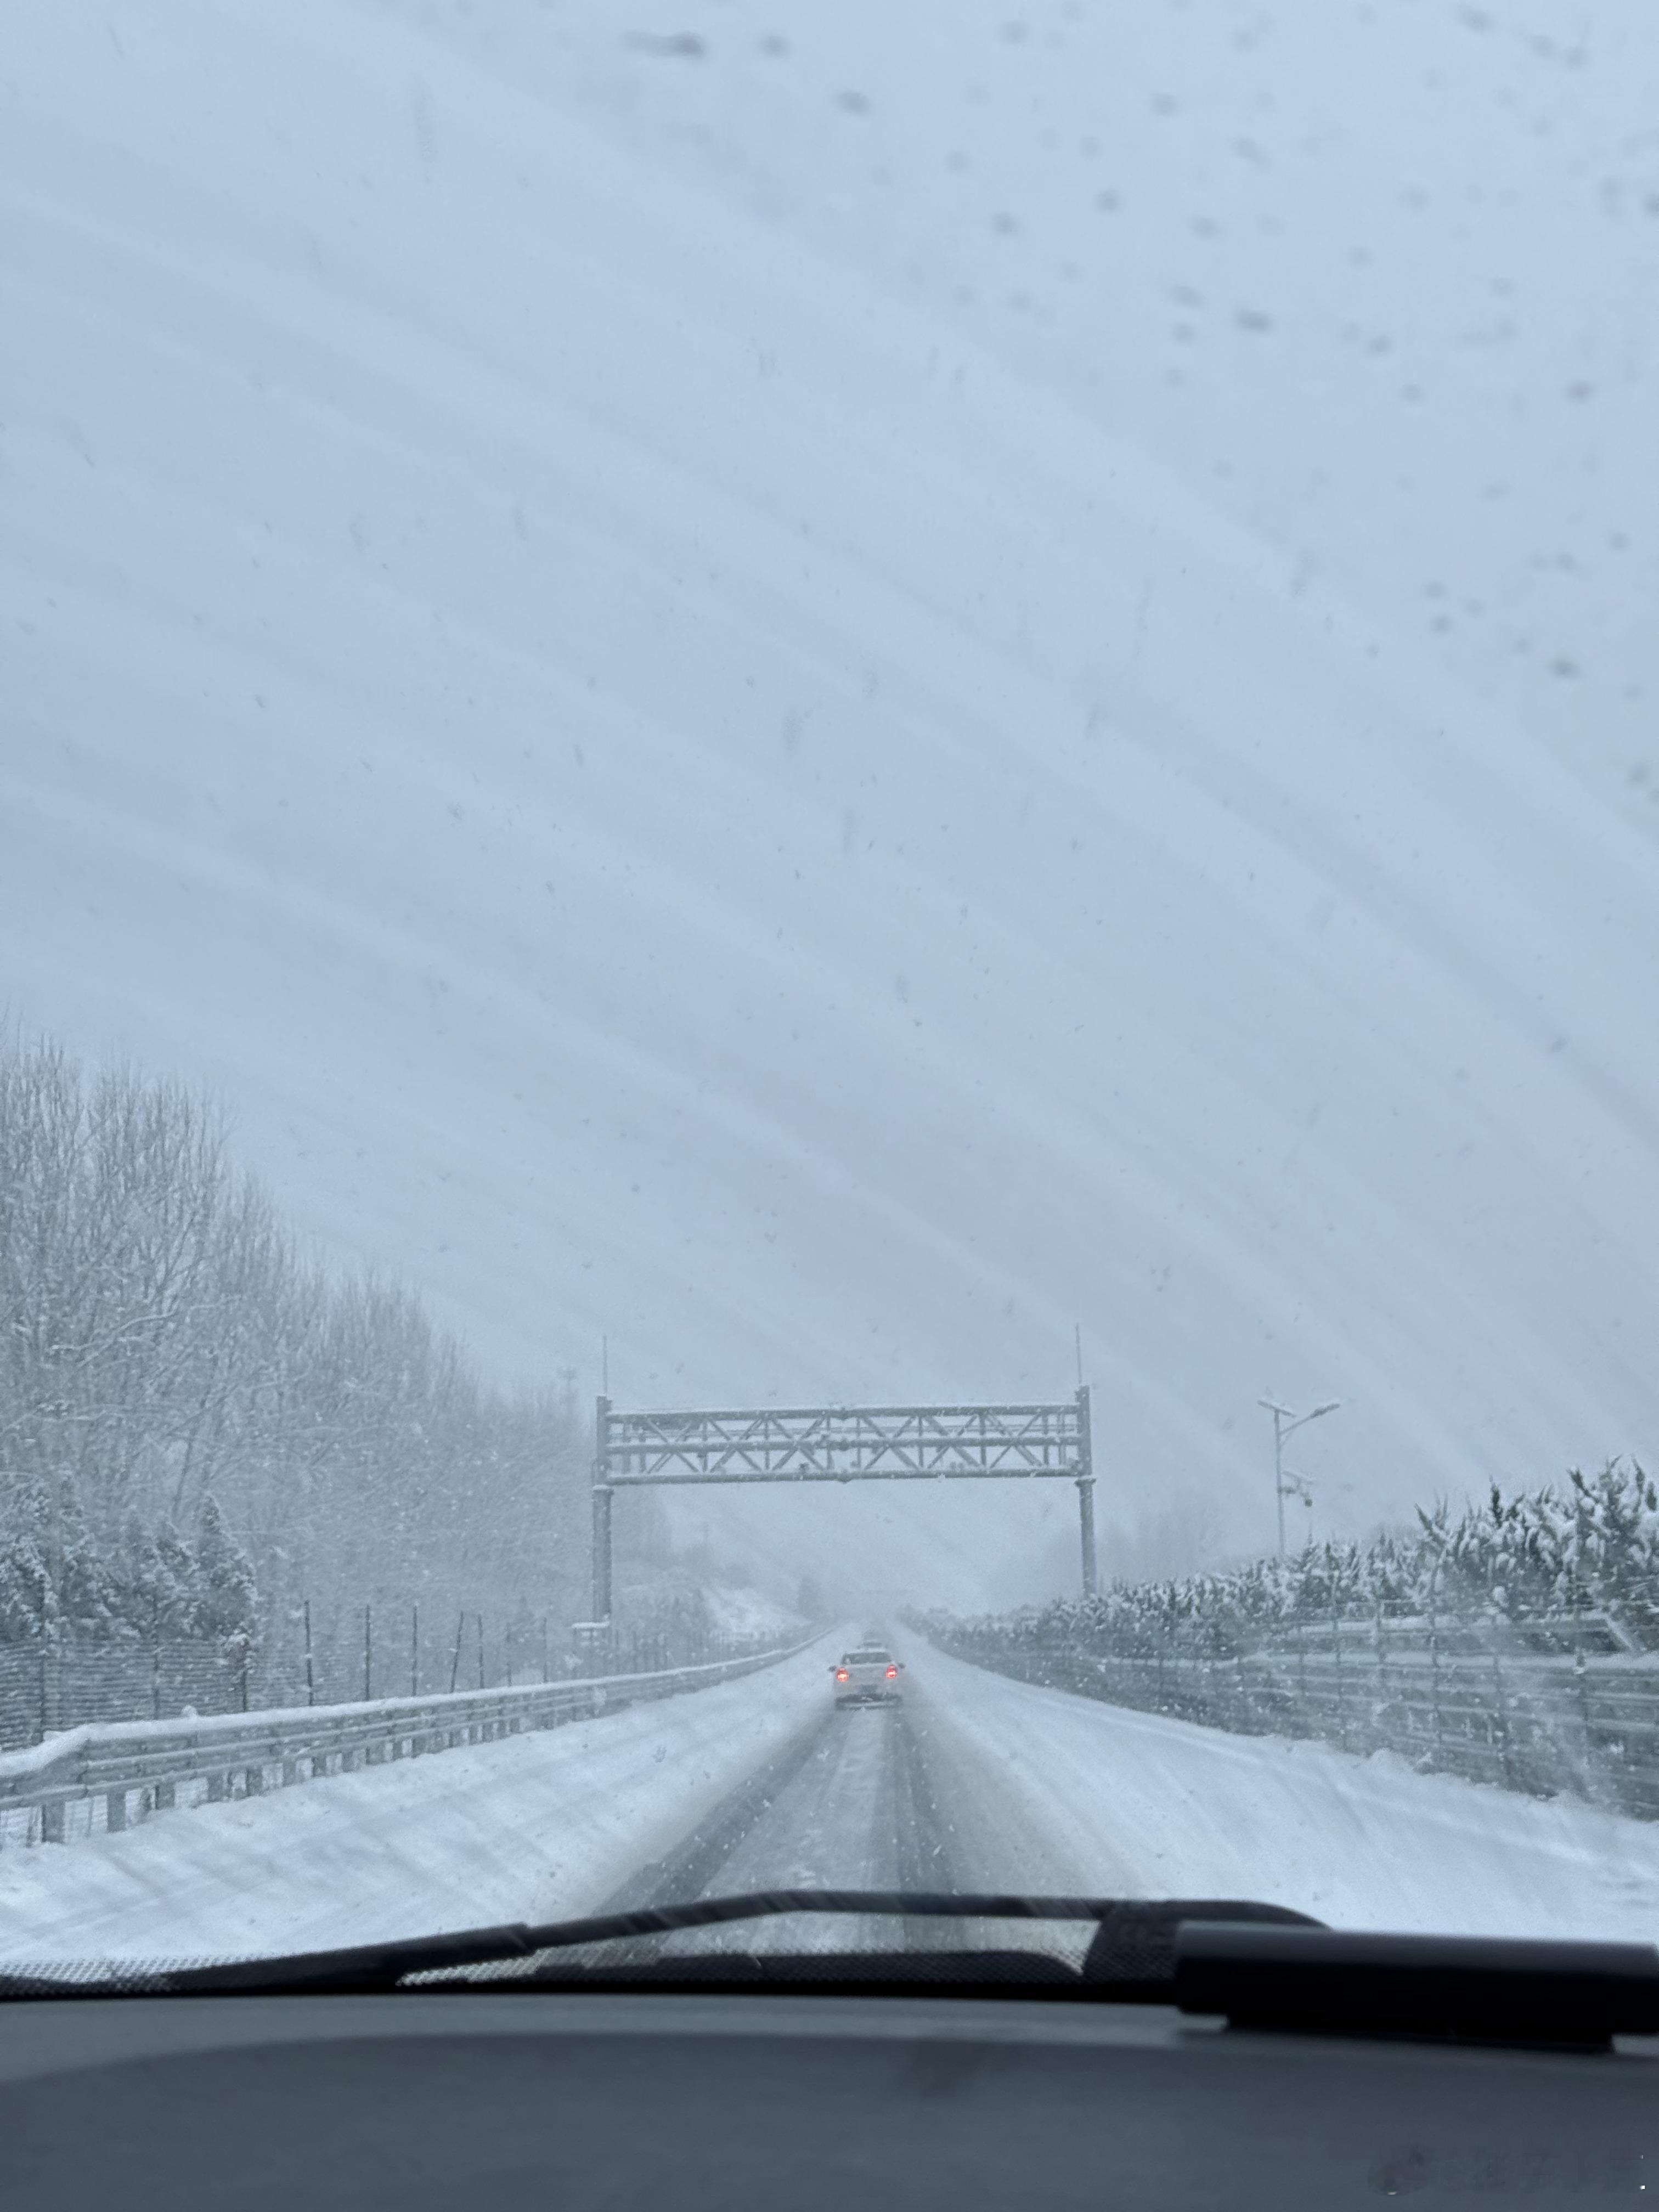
[588,1389,1097,1622]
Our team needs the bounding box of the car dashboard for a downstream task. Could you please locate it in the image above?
[2,1985,1654,2210]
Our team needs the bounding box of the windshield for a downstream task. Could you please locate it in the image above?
[4,1,1659,1983]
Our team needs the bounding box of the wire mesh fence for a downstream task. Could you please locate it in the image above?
[0,1636,819,1853]
[0,1599,792,1753]
[924,1610,1659,1820]
[0,1640,256,1748]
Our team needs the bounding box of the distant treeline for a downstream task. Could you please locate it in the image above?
[929,1461,1659,1659]
[0,1036,588,1648]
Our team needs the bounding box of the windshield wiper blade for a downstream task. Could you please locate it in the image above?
[25,1893,1318,1998]
[138,1891,1136,1995]
[16,1905,1657,2048]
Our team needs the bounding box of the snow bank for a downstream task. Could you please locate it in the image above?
[909,1642,1659,1943]
[0,1640,834,1965]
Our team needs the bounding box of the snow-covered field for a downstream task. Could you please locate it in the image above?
[5,7,1659,1601]
[5,1638,1658,1967]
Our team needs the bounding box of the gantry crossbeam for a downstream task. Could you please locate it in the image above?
[602,1401,1086,1484]
[588,1390,1096,1618]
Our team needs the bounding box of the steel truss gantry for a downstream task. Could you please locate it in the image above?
[589,1389,1096,1621]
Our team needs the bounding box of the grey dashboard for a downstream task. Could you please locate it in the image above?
[0,1991,1653,2210]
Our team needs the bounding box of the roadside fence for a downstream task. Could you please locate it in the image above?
[0,1635,818,1852]
[0,1602,776,1754]
[925,1610,1659,1819]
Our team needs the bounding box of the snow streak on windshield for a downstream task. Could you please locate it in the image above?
[2,1,1657,1968]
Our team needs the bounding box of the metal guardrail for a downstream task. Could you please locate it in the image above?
[931,1632,1659,1818]
[0,1639,815,1848]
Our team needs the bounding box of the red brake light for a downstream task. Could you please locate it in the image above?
[886,1666,898,1678]
[836,1669,849,1680]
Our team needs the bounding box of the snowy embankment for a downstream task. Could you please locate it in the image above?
[909,1643,1659,1944]
[8,1628,1659,1968]
[0,1640,836,1966]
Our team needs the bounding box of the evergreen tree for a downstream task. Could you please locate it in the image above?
[0,1515,48,1643]
[195,1494,257,1644]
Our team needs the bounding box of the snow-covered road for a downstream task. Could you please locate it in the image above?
[600,1639,1659,1953]
[5,1638,1659,1967]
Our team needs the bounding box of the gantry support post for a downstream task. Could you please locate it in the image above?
[591,1395,614,1626]
[1075,1383,1098,1599]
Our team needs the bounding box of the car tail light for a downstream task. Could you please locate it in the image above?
[886,1666,898,1678]
[836,1669,849,1681]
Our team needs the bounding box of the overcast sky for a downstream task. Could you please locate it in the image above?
[5,3,1657,1607]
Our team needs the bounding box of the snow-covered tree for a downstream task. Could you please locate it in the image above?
[934,1459,1659,1663]
[0,1034,588,1663]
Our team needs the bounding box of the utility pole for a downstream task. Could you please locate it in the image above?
[1259,1399,1341,1556]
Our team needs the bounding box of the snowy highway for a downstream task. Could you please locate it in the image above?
[590,1658,1136,1966]
[596,1680,978,1961]
[7,1639,1659,1967]
[620,1702,957,1909]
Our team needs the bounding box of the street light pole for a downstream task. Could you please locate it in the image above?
[1259,1399,1341,1557]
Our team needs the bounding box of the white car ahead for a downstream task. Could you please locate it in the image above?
[832,1646,904,1707]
